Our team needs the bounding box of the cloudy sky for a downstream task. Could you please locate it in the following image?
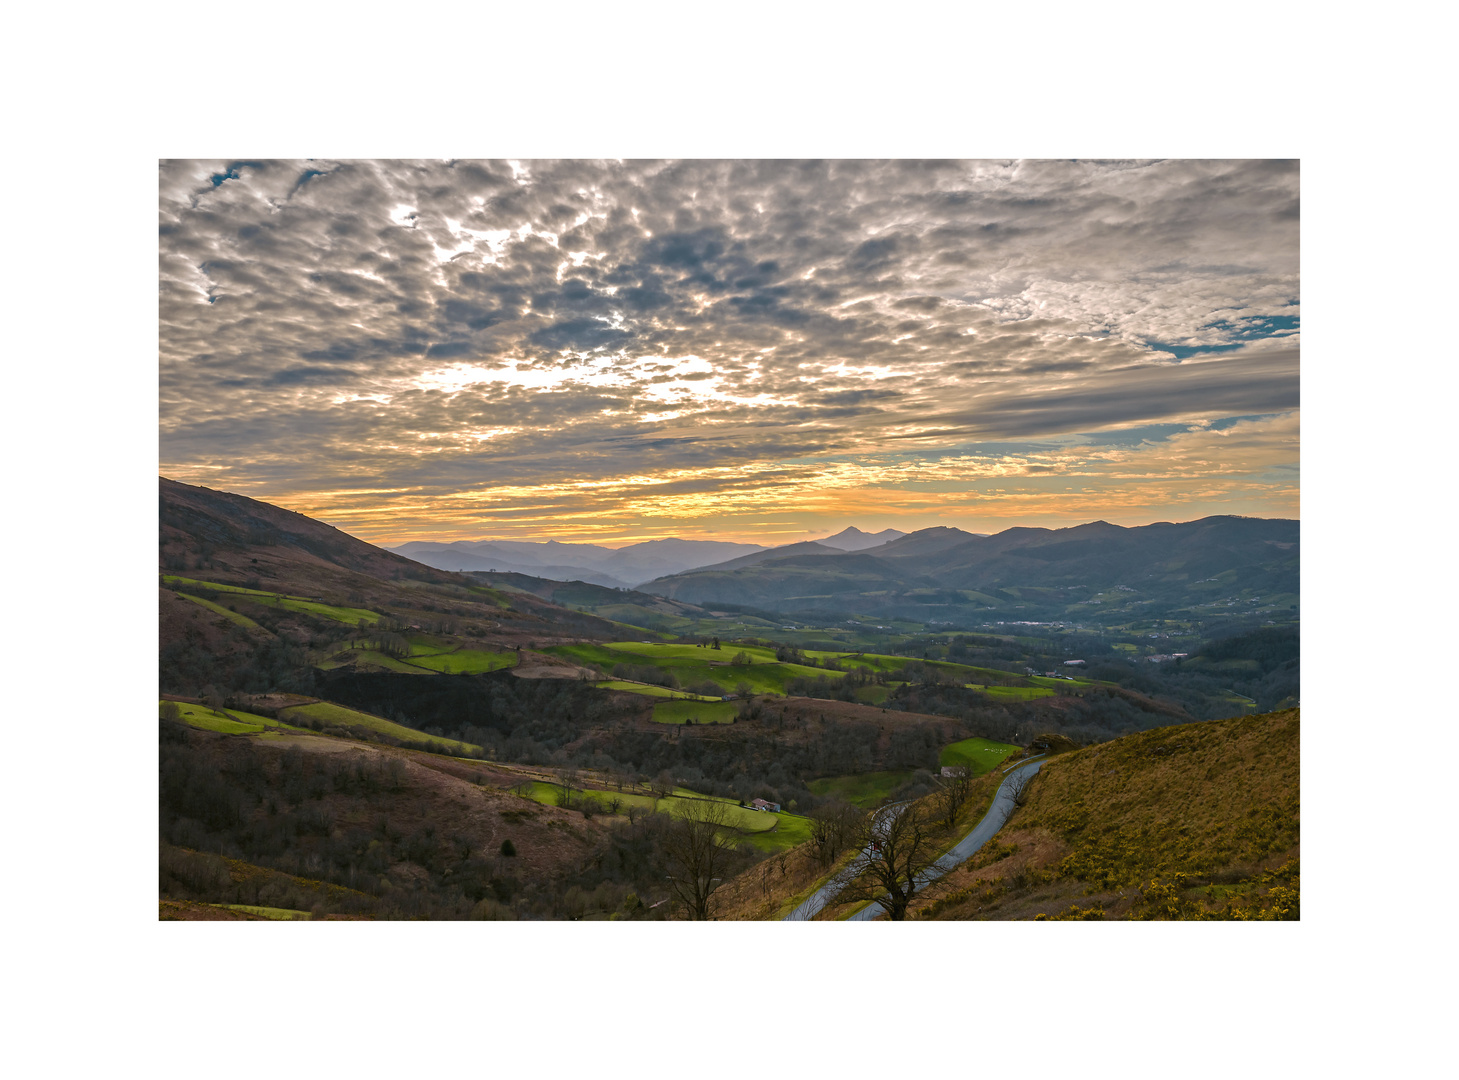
[159,159,1298,546]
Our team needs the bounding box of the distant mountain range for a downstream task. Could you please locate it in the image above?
[387,537,770,588]
[389,527,911,586]
[816,527,908,551]
[639,516,1299,622]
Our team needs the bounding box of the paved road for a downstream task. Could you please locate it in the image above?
[784,755,1046,922]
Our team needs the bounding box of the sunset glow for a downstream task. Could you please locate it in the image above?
[159,159,1298,545]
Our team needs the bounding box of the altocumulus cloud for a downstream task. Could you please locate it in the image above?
[158,159,1299,542]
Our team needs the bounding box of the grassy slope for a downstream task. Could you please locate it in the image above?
[514,781,813,852]
[806,770,914,808]
[316,647,432,674]
[720,762,1014,920]
[161,575,380,625]
[165,701,309,735]
[176,592,264,630]
[939,737,1022,776]
[547,641,1065,703]
[278,701,482,755]
[595,680,722,700]
[651,700,740,724]
[915,708,1300,920]
[407,647,518,674]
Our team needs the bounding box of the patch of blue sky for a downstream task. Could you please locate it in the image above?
[1142,341,1246,360]
[1147,312,1300,360]
[1200,313,1300,337]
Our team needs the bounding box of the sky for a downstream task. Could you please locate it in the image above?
[159,158,1298,547]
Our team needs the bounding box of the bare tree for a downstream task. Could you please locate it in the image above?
[808,799,862,866]
[932,765,973,829]
[661,799,738,920]
[1007,767,1036,808]
[830,800,949,921]
[555,767,580,808]
[651,769,676,804]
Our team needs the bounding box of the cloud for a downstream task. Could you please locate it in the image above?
[159,159,1299,542]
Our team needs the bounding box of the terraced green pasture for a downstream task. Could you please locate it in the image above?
[408,648,517,674]
[162,576,380,625]
[595,680,723,700]
[277,701,481,755]
[605,641,781,664]
[164,702,309,735]
[406,636,457,656]
[222,905,312,920]
[807,770,914,808]
[1028,675,1094,690]
[548,640,1022,700]
[651,700,739,725]
[176,592,263,630]
[741,811,816,853]
[514,782,812,850]
[966,684,1055,701]
[316,646,432,674]
[939,736,1022,776]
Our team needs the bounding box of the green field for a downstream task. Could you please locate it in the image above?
[514,781,811,850]
[407,647,517,674]
[595,680,723,700]
[1028,675,1095,690]
[317,646,432,674]
[547,640,1035,700]
[549,641,868,697]
[176,592,263,630]
[807,770,915,808]
[278,701,481,755]
[742,811,816,853]
[164,701,309,735]
[221,904,313,920]
[966,684,1056,701]
[939,736,1022,776]
[406,636,457,656]
[651,700,739,725]
[163,576,380,625]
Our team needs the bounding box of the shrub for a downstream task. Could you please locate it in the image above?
[500,839,516,857]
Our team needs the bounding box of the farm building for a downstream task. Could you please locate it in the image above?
[940,765,969,778]
[750,798,781,813]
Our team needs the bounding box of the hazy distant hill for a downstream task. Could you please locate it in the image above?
[161,477,450,584]
[816,527,907,551]
[642,516,1299,621]
[390,536,766,586]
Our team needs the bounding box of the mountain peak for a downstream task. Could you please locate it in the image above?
[817,526,908,552]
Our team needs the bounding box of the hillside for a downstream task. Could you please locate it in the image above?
[907,708,1299,920]
[159,477,1298,921]
[641,515,1299,625]
[709,708,1299,921]
[389,535,767,587]
[158,478,1023,919]
[161,477,451,585]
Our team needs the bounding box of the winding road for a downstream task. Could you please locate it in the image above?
[784,755,1047,922]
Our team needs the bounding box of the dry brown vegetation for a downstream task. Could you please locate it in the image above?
[907,708,1300,920]
[714,755,1018,920]
[159,723,610,919]
[713,839,858,920]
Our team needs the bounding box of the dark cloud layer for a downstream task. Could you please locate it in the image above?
[158,159,1299,541]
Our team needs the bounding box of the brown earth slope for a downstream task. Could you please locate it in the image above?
[910,708,1299,920]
